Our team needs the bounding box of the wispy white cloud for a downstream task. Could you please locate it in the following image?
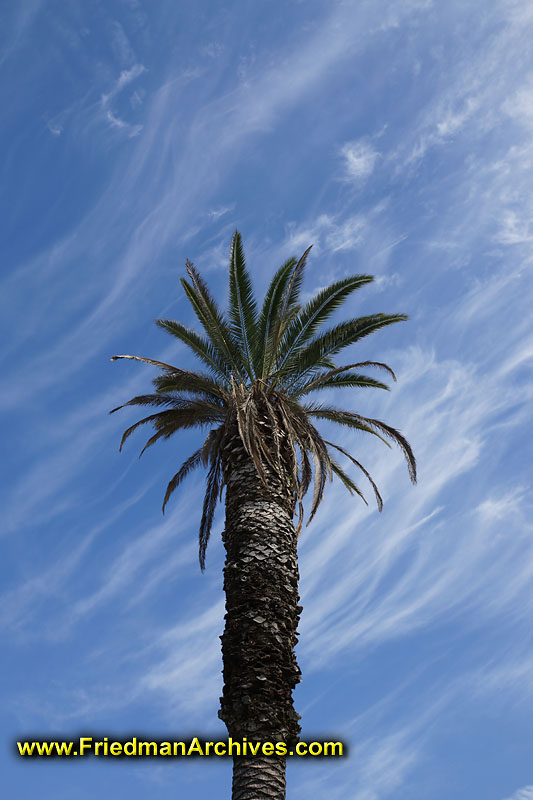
[105,108,143,137]
[476,487,528,522]
[434,94,483,138]
[341,139,379,182]
[495,210,533,244]
[208,204,235,222]
[389,5,533,170]
[374,271,402,290]
[502,787,533,800]
[46,121,62,136]
[100,63,146,135]
[504,82,533,128]
[100,63,146,103]
[284,213,367,255]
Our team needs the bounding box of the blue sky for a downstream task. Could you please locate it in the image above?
[2,0,533,797]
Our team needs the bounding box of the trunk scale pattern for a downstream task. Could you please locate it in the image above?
[219,430,302,798]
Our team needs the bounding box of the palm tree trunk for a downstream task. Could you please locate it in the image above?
[219,428,302,799]
[232,755,286,800]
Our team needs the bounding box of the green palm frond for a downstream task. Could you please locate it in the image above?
[305,405,392,447]
[155,319,232,381]
[262,246,311,378]
[272,275,374,381]
[288,360,396,396]
[228,230,258,380]
[291,314,407,380]
[181,261,247,381]
[293,371,390,397]
[255,256,297,376]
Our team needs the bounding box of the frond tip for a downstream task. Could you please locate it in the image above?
[110,231,416,568]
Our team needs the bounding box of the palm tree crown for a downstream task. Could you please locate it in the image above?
[111,231,416,569]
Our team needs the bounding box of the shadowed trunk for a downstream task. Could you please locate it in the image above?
[219,425,302,799]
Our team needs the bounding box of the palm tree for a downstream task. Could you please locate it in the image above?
[110,231,416,800]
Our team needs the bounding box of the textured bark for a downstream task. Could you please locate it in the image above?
[232,755,286,800]
[219,425,302,798]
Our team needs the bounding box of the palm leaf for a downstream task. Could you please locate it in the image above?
[110,354,179,371]
[228,230,257,380]
[139,424,185,458]
[115,403,224,452]
[281,396,333,524]
[255,256,297,375]
[293,371,390,397]
[161,426,225,514]
[288,360,396,395]
[152,369,228,404]
[273,275,374,380]
[114,409,181,451]
[262,246,311,378]
[292,314,407,379]
[162,447,204,513]
[181,261,246,381]
[199,447,224,570]
[109,393,198,414]
[305,406,392,448]
[325,440,383,511]
[308,407,416,483]
[329,460,368,505]
[156,319,232,381]
[356,415,417,483]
